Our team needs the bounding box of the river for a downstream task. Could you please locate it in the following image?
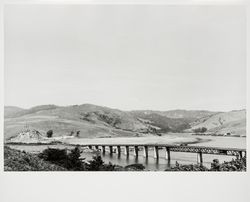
[7,133,246,171]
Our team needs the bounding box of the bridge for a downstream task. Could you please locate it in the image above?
[73,144,246,165]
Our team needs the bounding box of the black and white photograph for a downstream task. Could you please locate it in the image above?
[2,2,247,172]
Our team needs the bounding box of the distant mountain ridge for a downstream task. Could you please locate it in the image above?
[4,104,246,139]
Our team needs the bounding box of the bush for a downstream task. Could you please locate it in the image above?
[4,146,66,171]
[76,131,80,137]
[38,147,86,171]
[210,157,246,171]
[66,147,86,171]
[165,157,246,172]
[165,161,208,171]
[87,155,106,171]
[124,164,145,171]
[46,130,53,138]
[193,127,207,133]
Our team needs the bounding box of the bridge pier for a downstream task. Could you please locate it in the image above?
[124,146,129,156]
[199,152,203,165]
[154,146,159,159]
[95,146,99,150]
[117,146,121,156]
[134,146,139,157]
[143,146,148,158]
[109,146,113,154]
[166,147,171,161]
[101,146,106,154]
[239,151,243,159]
[88,145,92,150]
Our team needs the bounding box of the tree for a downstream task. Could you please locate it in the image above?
[201,127,207,133]
[38,147,86,171]
[193,127,207,133]
[76,131,80,137]
[66,146,86,171]
[87,155,105,171]
[46,130,53,138]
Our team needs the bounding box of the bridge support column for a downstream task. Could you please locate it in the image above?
[95,146,99,150]
[154,146,159,159]
[166,147,171,161]
[143,146,148,158]
[117,146,121,156]
[124,146,129,156]
[101,146,106,154]
[199,152,203,165]
[134,146,139,157]
[88,145,92,150]
[109,146,113,154]
[239,151,243,159]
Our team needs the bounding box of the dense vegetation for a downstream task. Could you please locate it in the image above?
[4,146,66,171]
[193,127,207,133]
[165,157,246,171]
[4,146,145,171]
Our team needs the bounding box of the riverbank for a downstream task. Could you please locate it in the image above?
[5,133,246,171]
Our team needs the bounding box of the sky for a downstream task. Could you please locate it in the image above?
[4,5,246,111]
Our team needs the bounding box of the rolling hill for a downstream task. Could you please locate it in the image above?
[188,110,246,136]
[4,106,24,118]
[4,104,148,140]
[4,104,246,140]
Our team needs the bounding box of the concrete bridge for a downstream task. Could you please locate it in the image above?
[77,144,246,165]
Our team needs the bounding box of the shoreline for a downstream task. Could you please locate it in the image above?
[5,135,211,148]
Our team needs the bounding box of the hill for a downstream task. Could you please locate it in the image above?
[4,104,245,140]
[189,110,246,136]
[4,106,24,118]
[4,104,149,140]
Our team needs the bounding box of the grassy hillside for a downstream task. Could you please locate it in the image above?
[130,111,190,133]
[4,104,245,139]
[4,106,24,118]
[4,104,150,139]
[189,110,246,136]
[159,109,218,120]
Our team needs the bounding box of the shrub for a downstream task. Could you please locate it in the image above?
[125,164,145,171]
[66,147,86,171]
[193,127,207,133]
[210,157,246,171]
[46,130,53,138]
[4,146,66,171]
[165,157,246,172]
[38,147,86,171]
[76,131,80,137]
[165,161,208,171]
[87,155,105,171]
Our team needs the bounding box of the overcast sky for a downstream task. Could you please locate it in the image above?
[4,5,246,111]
